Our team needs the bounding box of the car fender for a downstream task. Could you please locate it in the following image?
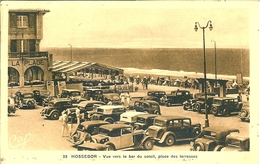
[103,141,116,149]
[140,136,154,144]
[159,131,175,143]
[47,109,60,117]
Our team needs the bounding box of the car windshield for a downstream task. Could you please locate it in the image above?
[23,94,33,98]
[213,99,222,105]
[154,119,166,127]
[136,117,145,123]
[96,108,104,113]
[99,128,110,136]
[227,139,240,148]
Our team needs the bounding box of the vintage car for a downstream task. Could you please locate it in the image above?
[133,114,158,130]
[102,93,121,105]
[40,98,75,120]
[190,126,240,151]
[77,124,154,151]
[19,92,37,109]
[133,100,161,115]
[90,105,126,124]
[211,97,243,117]
[68,120,110,146]
[8,97,18,115]
[165,90,193,106]
[193,96,217,113]
[238,102,250,122]
[220,133,250,151]
[147,116,201,146]
[83,89,103,101]
[33,90,51,106]
[77,100,106,119]
[183,92,217,110]
[60,89,87,104]
[115,111,147,126]
[142,91,166,104]
[42,96,57,107]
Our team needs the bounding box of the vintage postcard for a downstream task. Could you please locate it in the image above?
[1,1,258,164]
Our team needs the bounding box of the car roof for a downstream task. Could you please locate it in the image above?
[120,111,147,117]
[213,97,237,100]
[62,89,80,92]
[97,105,125,109]
[80,121,109,127]
[154,115,191,120]
[100,124,132,131]
[51,98,71,103]
[226,133,250,141]
[148,91,166,93]
[135,100,159,104]
[85,89,102,91]
[78,100,105,105]
[203,126,240,133]
[171,90,190,92]
[136,114,158,119]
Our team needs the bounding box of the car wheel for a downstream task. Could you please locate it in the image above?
[214,145,224,151]
[183,105,188,110]
[154,110,160,115]
[50,111,59,120]
[143,138,154,150]
[194,142,205,151]
[223,109,230,117]
[211,107,218,116]
[165,135,175,146]
[105,144,115,151]
[104,117,114,124]
[195,104,201,112]
[240,110,248,117]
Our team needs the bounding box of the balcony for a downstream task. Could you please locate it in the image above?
[8,51,48,58]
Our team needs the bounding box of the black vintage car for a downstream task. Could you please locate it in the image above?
[134,114,158,130]
[133,100,161,115]
[193,96,217,113]
[33,90,51,106]
[142,91,166,104]
[183,92,217,110]
[40,98,75,120]
[165,90,193,106]
[147,116,201,146]
[83,89,104,101]
[77,100,106,120]
[60,89,87,104]
[19,92,37,109]
[102,93,121,105]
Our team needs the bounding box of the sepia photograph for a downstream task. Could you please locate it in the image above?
[1,1,259,163]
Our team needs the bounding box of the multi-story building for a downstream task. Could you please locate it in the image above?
[8,9,53,93]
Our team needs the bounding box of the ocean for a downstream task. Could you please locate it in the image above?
[43,47,250,78]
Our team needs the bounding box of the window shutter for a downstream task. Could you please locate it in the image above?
[29,13,35,27]
[10,13,17,27]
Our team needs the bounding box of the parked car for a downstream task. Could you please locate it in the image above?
[102,93,121,105]
[142,91,166,104]
[211,97,243,117]
[165,90,193,106]
[77,124,155,151]
[8,97,17,115]
[33,90,52,106]
[68,120,110,146]
[193,96,217,113]
[220,133,250,151]
[83,89,103,101]
[19,92,37,109]
[134,114,158,130]
[133,100,161,115]
[90,105,126,123]
[238,102,250,122]
[77,100,107,120]
[60,89,87,104]
[183,92,217,111]
[115,111,147,126]
[40,98,75,120]
[42,96,57,107]
[190,126,240,151]
[147,116,201,146]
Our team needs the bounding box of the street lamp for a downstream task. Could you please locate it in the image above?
[211,40,217,87]
[68,43,72,62]
[194,20,213,128]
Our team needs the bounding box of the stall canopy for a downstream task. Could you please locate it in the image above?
[50,60,124,74]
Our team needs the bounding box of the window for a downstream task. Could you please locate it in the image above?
[17,15,28,28]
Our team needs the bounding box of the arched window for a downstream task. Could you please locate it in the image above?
[8,67,20,86]
[24,66,44,85]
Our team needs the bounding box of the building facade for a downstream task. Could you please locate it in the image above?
[8,9,52,94]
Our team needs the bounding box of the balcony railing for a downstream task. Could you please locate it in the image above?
[8,51,48,58]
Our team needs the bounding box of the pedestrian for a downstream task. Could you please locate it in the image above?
[61,110,69,137]
[125,92,130,107]
[66,108,74,136]
[75,108,81,125]
[120,92,125,105]
[143,76,148,90]
[237,93,242,102]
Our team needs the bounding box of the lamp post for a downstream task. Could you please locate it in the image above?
[211,40,217,87]
[68,43,72,62]
[194,20,213,128]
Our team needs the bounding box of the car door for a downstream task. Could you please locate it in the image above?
[172,119,190,139]
[120,127,133,148]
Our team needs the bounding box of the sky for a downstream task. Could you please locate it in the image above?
[2,1,259,48]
